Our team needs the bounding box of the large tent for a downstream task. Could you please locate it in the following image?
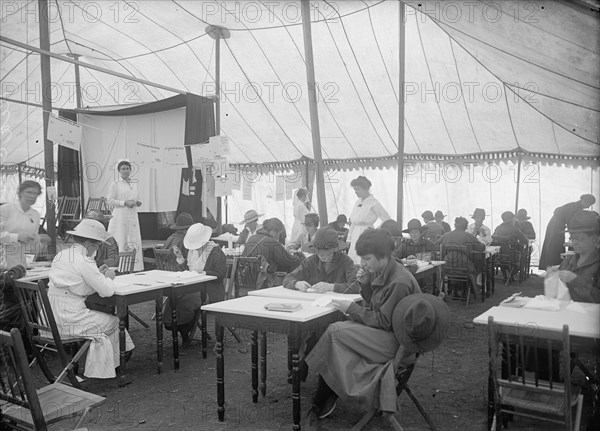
[1,1,599,253]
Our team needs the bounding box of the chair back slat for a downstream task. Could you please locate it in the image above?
[231,256,264,296]
[153,248,180,272]
[85,197,110,215]
[60,197,80,218]
[488,316,576,429]
[0,328,48,430]
[118,249,136,274]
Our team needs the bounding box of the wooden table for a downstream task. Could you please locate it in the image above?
[474,301,600,424]
[202,295,345,430]
[408,261,446,296]
[108,270,216,385]
[247,285,362,302]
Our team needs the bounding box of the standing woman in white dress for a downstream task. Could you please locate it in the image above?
[107,160,144,271]
[291,188,311,243]
[347,176,392,264]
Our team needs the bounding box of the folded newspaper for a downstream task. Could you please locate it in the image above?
[522,295,560,311]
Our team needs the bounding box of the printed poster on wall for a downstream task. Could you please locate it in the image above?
[48,115,82,150]
[134,141,161,168]
[162,146,186,167]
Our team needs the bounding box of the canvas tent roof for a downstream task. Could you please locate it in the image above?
[1,0,599,169]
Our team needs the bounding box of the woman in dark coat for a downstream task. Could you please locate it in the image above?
[539,194,595,269]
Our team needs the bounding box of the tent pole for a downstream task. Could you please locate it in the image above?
[1,36,185,95]
[38,0,56,256]
[68,53,85,220]
[397,1,406,226]
[514,151,522,215]
[301,0,328,225]
[206,25,231,226]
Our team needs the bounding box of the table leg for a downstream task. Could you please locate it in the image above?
[488,370,495,428]
[170,291,180,371]
[155,296,163,374]
[260,332,267,396]
[216,322,225,422]
[251,330,259,403]
[287,343,292,382]
[202,309,208,359]
[289,325,301,431]
[481,264,486,302]
[116,299,128,387]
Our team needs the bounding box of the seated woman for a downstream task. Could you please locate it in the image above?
[242,218,304,288]
[288,213,319,253]
[550,210,599,303]
[47,219,134,379]
[303,229,421,428]
[164,222,227,347]
[84,209,119,314]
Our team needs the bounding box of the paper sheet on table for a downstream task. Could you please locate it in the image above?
[566,301,598,314]
[522,295,560,311]
[312,297,334,307]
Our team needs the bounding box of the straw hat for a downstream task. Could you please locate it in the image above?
[183,223,213,250]
[67,219,108,242]
[239,209,263,225]
[392,293,450,354]
[170,212,194,230]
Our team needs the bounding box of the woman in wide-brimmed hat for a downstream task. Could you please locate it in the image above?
[237,209,264,245]
[550,210,600,303]
[163,222,227,347]
[160,212,195,266]
[516,209,536,240]
[47,219,134,379]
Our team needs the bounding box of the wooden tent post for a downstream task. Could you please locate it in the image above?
[397,2,406,225]
[301,0,328,225]
[38,0,56,255]
[514,152,522,215]
[68,53,84,218]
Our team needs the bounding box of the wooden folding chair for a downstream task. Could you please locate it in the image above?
[84,197,110,216]
[117,249,150,329]
[488,316,583,430]
[491,236,523,287]
[0,328,105,431]
[440,244,475,307]
[58,197,81,239]
[153,248,181,272]
[13,280,91,389]
[229,256,265,298]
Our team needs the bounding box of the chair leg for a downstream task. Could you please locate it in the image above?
[128,310,150,328]
[404,384,438,431]
[384,412,406,431]
[350,408,378,431]
[56,340,91,387]
[227,326,242,343]
[73,406,91,429]
[573,394,583,431]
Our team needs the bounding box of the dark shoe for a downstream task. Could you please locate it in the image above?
[302,407,320,431]
[318,395,338,419]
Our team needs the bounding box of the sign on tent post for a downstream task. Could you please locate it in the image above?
[47,115,82,151]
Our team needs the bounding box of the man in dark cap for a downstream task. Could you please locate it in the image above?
[392,219,436,261]
[288,213,319,253]
[493,211,529,246]
[327,214,349,241]
[539,194,596,269]
[421,210,444,242]
[435,210,451,233]
[467,208,492,246]
[516,209,536,239]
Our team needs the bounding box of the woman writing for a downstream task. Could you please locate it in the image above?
[47,219,134,378]
[165,222,227,347]
[107,160,143,271]
[346,176,391,264]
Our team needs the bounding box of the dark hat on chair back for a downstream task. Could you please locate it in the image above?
[402,219,423,233]
[501,211,515,223]
[471,208,486,218]
[566,210,600,234]
[516,209,530,221]
[392,294,450,354]
[170,212,194,230]
[421,210,434,221]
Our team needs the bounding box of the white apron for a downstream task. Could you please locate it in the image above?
[347,195,391,264]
